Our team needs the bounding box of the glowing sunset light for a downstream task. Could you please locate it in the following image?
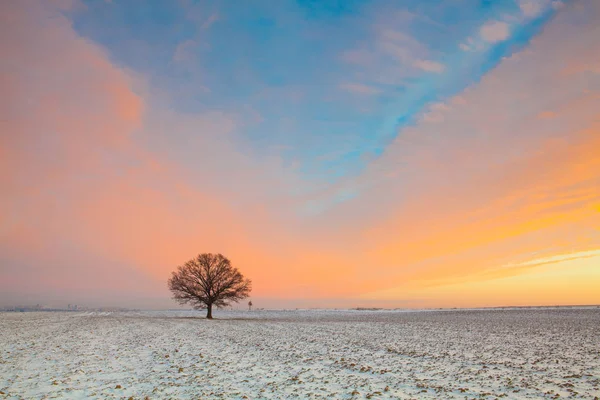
[1,0,599,309]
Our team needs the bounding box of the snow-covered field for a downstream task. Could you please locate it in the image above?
[1,308,599,399]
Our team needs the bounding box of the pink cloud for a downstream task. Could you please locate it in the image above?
[345,1,600,297]
[1,0,599,309]
[0,1,360,306]
[339,82,381,95]
[480,21,510,43]
[519,0,545,17]
[413,59,445,73]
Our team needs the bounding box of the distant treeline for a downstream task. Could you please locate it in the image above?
[1,306,138,312]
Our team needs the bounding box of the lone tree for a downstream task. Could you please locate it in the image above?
[168,253,251,319]
[248,301,253,311]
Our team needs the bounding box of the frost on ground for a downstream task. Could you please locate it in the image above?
[1,309,599,399]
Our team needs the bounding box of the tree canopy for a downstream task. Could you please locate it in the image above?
[168,253,251,319]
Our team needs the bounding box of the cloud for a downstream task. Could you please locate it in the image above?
[413,59,445,73]
[459,37,475,52]
[0,0,149,302]
[1,0,599,309]
[519,0,545,18]
[419,102,450,123]
[173,39,197,63]
[463,2,562,51]
[361,251,600,307]
[537,110,557,119]
[340,13,445,86]
[329,0,600,303]
[480,21,510,43]
[1,0,376,307]
[0,0,309,304]
[201,13,219,30]
[499,250,600,269]
[339,82,381,95]
[519,0,564,18]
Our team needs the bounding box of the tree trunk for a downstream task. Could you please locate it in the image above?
[206,303,213,319]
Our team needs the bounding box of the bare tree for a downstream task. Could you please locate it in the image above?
[168,253,252,319]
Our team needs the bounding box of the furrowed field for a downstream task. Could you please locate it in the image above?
[1,308,599,399]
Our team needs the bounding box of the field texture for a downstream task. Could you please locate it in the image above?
[1,308,599,399]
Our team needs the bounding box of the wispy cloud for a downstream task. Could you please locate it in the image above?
[519,0,546,18]
[480,21,511,43]
[500,250,600,269]
[1,0,598,308]
[340,14,446,87]
[413,59,445,73]
[324,0,600,300]
[173,39,197,63]
[519,0,564,18]
[201,13,219,30]
[339,82,381,95]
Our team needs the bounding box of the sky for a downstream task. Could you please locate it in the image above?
[1,0,599,310]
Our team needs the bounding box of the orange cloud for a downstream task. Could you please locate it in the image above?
[1,0,599,308]
[0,1,352,305]
[347,1,600,302]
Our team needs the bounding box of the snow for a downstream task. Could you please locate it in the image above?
[1,308,599,399]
